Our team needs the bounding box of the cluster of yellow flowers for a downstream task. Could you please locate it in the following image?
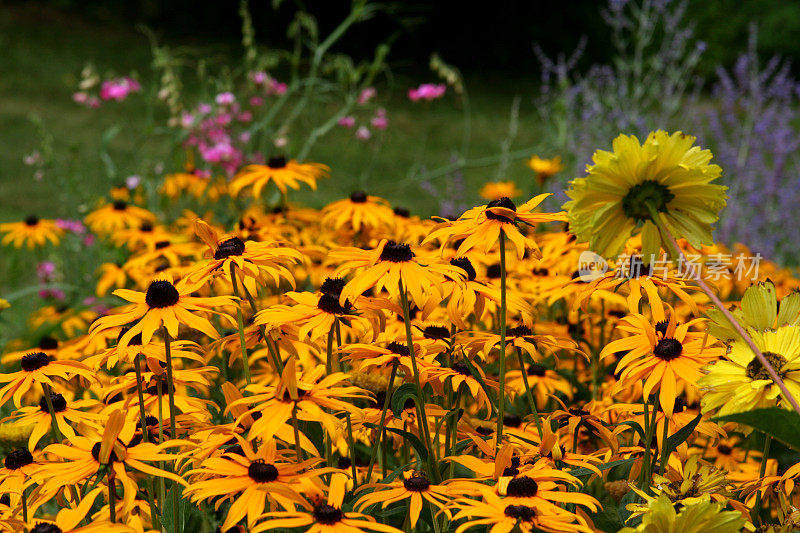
[0,132,798,533]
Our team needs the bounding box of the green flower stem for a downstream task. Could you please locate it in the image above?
[398,279,439,483]
[134,353,161,530]
[515,347,543,436]
[325,322,336,476]
[659,412,671,475]
[41,382,63,443]
[752,434,772,526]
[645,203,800,416]
[496,231,508,449]
[229,263,252,385]
[291,404,304,463]
[365,359,398,482]
[345,413,359,491]
[161,326,180,533]
[639,395,660,492]
[107,466,116,523]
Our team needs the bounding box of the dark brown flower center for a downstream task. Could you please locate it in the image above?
[422,325,450,340]
[248,460,279,482]
[450,257,477,281]
[506,476,539,497]
[504,504,536,521]
[655,320,669,336]
[140,222,154,232]
[653,338,683,361]
[91,442,119,463]
[117,327,143,346]
[31,524,62,533]
[568,407,590,417]
[386,341,410,356]
[403,473,430,492]
[39,393,67,413]
[38,336,59,350]
[350,191,368,203]
[154,240,171,250]
[451,362,472,376]
[214,237,246,259]
[527,364,546,377]
[21,351,50,372]
[504,413,522,428]
[4,448,33,470]
[379,241,414,262]
[24,215,39,226]
[112,200,128,211]
[268,156,287,169]
[313,504,343,525]
[320,277,347,296]
[506,325,532,338]
[486,263,502,279]
[485,197,517,223]
[393,206,410,218]
[475,426,494,436]
[746,351,787,381]
[145,280,180,308]
[317,294,352,315]
[717,444,732,455]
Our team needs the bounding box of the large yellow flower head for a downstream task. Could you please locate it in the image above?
[564,131,727,261]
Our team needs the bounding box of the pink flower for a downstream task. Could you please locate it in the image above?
[215,92,236,105]
[237,111,252,122]
[337,116,356,128]
[408,83,446,102]
[358,87,376,104]
[72,92,88,104]
[180,113,195,128]
[38,289,65,300]
[88,97,101,109]
[37,261,56,280]
[250,71,268,85]
[56,219,87,234]
[83,235,96,247]
[355,126,371,141]
[370,109,388,130]
[267,79,288,96]
[239,132,252,143]
[249,96,264,107]
[125,175,141,189]
[198,103,212,114]
[99,77,141,102]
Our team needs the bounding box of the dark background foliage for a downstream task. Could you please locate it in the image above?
[13,0,800,79]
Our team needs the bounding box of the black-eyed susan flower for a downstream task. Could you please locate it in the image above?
[424,195,566,260]
[526,155,564,186]
[321,191,396,235]
[88,273,236,349]
[229,156,329,198]
[3,393,103,450]
[189,219,302,293]
[564,131,727,260]
[184,437,329,531]
[424,360,497,415]
[479,181,522,201]
[700,324,800,417]
[355,470,452,527]
[84,200,156,235]
[601,306,722,416]
[332,239,466,309]
[506,364,572,410]
[448,490,592,533]
[0,216,64,249]
[0,448,42,510]
[0,351,94,409]
[250,474,403,533]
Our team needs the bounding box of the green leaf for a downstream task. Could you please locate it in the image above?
[364,423,428,462]
[618,420,645,442]
[713,408,800,451]
[617,488,640,526]
[160,483,186,533]
[390,384,419,418]
[569,458,635,478]
[591,496,625,533]
[661,413,702,459]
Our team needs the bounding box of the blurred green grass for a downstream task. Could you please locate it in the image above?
[0,4,550,224]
